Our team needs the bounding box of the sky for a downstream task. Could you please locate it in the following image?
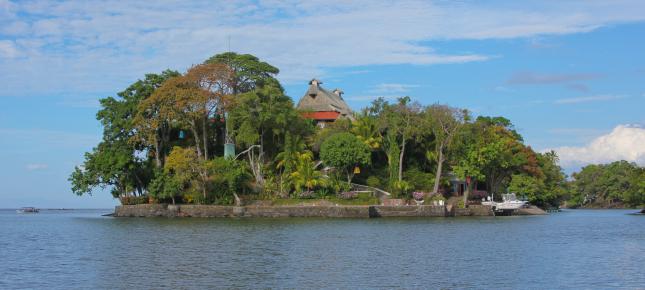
[1,0,644,208]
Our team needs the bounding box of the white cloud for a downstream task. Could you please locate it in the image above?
[26,163,48,171]
[507,72,601,84]
[554,94,625,104]
[345,95,400,102]
[1,1,645,97]
[550,125,645,168]
[0,40,19,58]
[370,83,420,94]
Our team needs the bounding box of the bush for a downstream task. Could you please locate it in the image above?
[326,175,351,194]
[298,191,316,199]
[412,191,427,200]
[148,170,183,204]
[119,195,149,205]
[315,187,332,197]
[337,191,359,199]
[404,168,435,192]
[366,176,382,188]
[320,132,371,184]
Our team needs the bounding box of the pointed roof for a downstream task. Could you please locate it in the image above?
[297,78,353,118]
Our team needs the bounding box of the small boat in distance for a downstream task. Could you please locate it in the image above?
[16,207,40,213]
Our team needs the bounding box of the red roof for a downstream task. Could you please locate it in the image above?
[301,111,341,120]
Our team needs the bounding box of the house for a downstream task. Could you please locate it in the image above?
[296,79,353,127]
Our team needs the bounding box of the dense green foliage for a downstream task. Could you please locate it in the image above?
[320,132,372,184]
[69,71,179,198]
[74,51,641,210]
[567,161,644,208]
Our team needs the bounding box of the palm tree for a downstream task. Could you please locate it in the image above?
[275,133,305,175]
[290,151,326,193]
[351,112,382,150]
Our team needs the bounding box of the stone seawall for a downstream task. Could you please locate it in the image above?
[113,204,506,218]
[451,205,495,217]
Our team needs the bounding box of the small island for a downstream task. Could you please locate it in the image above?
[69,52,645,217]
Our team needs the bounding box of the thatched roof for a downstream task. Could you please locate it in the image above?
[296,79,353,119]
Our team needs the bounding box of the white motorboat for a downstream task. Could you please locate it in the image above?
[16,207,40,213]
[482,193,527,211]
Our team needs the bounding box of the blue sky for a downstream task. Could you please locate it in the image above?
[1,0,644,208]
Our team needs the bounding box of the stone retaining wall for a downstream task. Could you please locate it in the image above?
[449,205,494,217]
[114,204,499,218]
[370,205,446,217]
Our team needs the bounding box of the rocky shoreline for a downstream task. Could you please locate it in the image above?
[113,204,546,218]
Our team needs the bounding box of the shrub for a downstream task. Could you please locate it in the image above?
[430,194,446,201]
[119,195,149,205]
[326,175,351,194]
[320,132,371,184]
[148,171,183,205]
[337,191,359,199]
[298,191,316,199]
[412,191,427,200]
[366,176,382,188]
[404,168,435,192]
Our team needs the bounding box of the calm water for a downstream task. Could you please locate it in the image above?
[0,209,643,289]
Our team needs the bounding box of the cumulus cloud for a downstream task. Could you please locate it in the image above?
[26,163,48,171]
[1,0,645,97]
[551,125,645,168]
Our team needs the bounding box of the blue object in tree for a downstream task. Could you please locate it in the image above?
[179,130,185,139]
[224,143,235,159]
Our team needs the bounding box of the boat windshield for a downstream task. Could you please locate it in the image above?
[502,194,518,202]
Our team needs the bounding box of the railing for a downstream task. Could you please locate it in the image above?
[350,183,392,200]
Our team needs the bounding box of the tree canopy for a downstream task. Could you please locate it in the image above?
[73,51,637,210]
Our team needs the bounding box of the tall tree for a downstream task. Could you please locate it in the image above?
[453,117,529,203]
[205,52,280,94]
[184,63,234,160]
[424,104,467,195]
[142,64,233,161]
[131,71,181,168]
[70,71,178,197]
[378,97,423,183]
[227,83,307,187]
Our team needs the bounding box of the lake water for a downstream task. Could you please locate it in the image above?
[1,209,643,289]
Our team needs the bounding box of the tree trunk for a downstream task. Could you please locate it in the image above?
[190,121,203,159]
[256,128,265,186]
[398,139,406,182]
[432,145,445,195]
[154,140,162,168]
[202,117,209,160]
[463,179,471,205]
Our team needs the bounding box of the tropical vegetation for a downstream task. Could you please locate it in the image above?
[69,52,643,209]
